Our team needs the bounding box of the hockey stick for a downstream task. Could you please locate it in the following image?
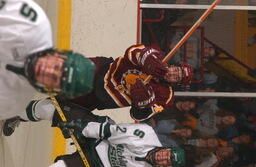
[50,96,91,167]
[144,0,222,83]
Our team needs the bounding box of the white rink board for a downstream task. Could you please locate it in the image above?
[71,0,138,123]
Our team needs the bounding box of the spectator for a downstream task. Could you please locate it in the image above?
[185,134,253,152]
[151,97,198,123]
[182,99,237,137]
[195,146,235,167]
[153,119,194,147]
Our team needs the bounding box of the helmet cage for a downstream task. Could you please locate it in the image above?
[24,48,63,94]
[179,62,194,86]
[145,147,185,167]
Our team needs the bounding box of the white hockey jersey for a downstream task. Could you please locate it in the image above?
[0,0,52,119]
[83,122,162,167]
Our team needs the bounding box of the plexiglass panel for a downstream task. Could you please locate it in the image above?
[141,0,256,6]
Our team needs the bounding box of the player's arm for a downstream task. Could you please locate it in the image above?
[129,81,173,121]
[58,120,152,146]
[123,44,168,78]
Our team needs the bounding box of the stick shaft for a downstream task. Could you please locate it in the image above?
[50,96,91,167]
[144,0,222,83]
[163,0,222,63]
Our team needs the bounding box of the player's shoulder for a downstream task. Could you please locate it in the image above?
[0,0,52,58]
[125,44,146,52]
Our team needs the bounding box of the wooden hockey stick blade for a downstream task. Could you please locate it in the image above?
[144,0,222,83]
[50,96,91,167]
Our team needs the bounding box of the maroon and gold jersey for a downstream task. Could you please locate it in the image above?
[70,44,174,121]
[104,44,174,118]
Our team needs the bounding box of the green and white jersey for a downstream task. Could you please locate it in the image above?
[0,0,52,63]
[0,0,52,120]
[82,122,162,167]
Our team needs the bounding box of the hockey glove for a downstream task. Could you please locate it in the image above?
[58,119,89,142]
[59,126,71,139]
[130,79,155,109]
[58,119,88,132]
[140,48,168,78]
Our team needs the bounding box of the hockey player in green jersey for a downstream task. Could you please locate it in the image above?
[51,116,186,167]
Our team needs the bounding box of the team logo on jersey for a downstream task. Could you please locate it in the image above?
[116,69,147,93]
[108,144,128,167]
[152,104,164,113]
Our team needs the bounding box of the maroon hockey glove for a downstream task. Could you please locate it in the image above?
[130,79,155,109]
[140,48,168,78]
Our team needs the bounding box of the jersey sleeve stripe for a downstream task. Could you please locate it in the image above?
[165,87,174,105]
[104,57,131,106]
[104,61,128,107]
[110,57,123,87]
[102,123,111,140]
[127,45,145,65]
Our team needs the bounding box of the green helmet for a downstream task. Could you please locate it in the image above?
[144,146,185,167]
[6,49,95,98]
[170,146,185,167]
[61,52,95,98]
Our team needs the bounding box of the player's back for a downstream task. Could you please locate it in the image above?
[0,0,53,64]
[0,0,53,120]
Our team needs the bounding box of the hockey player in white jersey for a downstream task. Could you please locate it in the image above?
[0,0,53,135]
[50,118,186,167]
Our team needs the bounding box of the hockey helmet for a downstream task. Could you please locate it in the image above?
[7,49,95,98]
[145,146,185,167]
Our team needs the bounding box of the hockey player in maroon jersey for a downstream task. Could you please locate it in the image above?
[5,44,194,135]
